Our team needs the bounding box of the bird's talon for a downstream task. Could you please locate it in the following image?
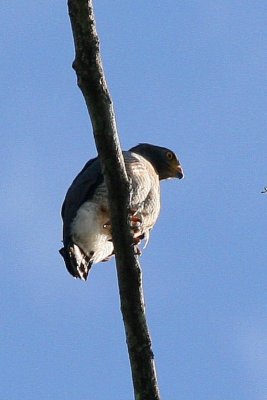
[133,245,142,256]
[133,227,141,234]
[130,210,143,222]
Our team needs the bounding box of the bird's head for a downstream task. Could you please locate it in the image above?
[129,143,184,180]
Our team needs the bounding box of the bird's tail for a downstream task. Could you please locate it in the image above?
[59,244,92,281]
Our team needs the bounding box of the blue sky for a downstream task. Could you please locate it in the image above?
[2,1,267,399]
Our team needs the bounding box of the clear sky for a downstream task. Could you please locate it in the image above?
[2,1,267,399]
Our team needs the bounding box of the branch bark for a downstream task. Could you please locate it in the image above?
[67,1,160,399]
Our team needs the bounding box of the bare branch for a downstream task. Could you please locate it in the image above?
[67,1,160,398]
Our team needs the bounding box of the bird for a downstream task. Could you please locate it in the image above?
[59,143,184,280]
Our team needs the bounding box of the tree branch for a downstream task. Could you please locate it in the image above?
[67,1,160,399]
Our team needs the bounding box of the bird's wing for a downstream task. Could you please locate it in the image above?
[61,157,103,246]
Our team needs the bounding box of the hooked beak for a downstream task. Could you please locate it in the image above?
[176,164,184,179]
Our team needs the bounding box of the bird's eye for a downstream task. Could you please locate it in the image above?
[166,151,173,160]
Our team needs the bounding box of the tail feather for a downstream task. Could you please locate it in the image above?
[59,244,92,281]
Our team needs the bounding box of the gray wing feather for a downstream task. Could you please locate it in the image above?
[61,157,102,246]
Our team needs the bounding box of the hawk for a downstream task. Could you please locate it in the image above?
[59,143,184,280]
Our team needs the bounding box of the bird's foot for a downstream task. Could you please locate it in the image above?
[103,211,143,233]
[133,244,142,256]
[129,210,143,237]
[132,234,145,256]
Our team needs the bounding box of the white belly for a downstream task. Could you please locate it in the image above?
[70,201,113,264]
